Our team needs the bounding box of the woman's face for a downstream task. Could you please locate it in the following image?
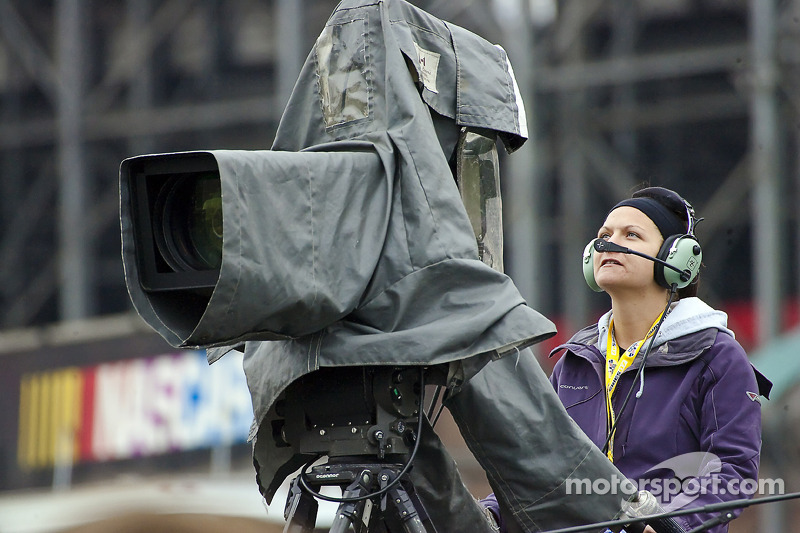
[594,206,664,295]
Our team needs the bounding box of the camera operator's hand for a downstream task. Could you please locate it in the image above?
[621,491,686,533]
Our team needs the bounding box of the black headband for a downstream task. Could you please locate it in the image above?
[611,197,686,238]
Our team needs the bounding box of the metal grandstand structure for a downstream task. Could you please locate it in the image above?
[0,0,797,348]
[515,0,797,349]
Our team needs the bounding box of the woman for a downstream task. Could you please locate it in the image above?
[482,186,770,532]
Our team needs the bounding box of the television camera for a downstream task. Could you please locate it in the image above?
[118,1,632,531]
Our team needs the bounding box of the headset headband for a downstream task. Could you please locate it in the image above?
[683,201,698,235]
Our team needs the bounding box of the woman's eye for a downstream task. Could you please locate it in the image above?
[627,232,639,239]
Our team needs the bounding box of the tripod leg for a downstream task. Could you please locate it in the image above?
[329,498,373,533]
[329,472,373,533]
[382,472,427,533]
[283,476,318,533]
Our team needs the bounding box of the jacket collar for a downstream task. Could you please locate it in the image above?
[551,298,731,367]
[549,320,720,370]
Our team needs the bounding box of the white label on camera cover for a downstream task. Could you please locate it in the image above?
[413,42,440,94]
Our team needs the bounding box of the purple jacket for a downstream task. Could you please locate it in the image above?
[482,298,770,532]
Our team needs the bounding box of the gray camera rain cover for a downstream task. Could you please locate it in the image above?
[216,0,559,498]
[122,1,634,529]
[217,2,630,527]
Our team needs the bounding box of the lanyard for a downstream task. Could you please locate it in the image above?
[604,312,663,462]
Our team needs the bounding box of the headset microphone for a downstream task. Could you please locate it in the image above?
[592,239,691,282]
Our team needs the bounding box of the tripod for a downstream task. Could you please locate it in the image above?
[283,457,428,532]
[271,366,436,532]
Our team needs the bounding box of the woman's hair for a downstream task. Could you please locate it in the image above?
[630,186,700,299]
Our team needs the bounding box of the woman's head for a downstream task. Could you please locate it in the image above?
[592,186,700,299]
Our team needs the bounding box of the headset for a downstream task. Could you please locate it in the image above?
[582,189,702,292]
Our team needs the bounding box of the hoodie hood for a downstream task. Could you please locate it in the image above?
[597,297,733,362]
[555,297,734,369]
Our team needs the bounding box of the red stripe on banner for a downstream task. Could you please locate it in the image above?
[78,366,96,461]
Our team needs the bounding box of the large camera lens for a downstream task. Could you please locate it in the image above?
[153,173,223,272]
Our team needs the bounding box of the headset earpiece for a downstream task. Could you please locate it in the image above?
[653,192,702,289]
[654,234,702,289]
[583,239,603,292]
